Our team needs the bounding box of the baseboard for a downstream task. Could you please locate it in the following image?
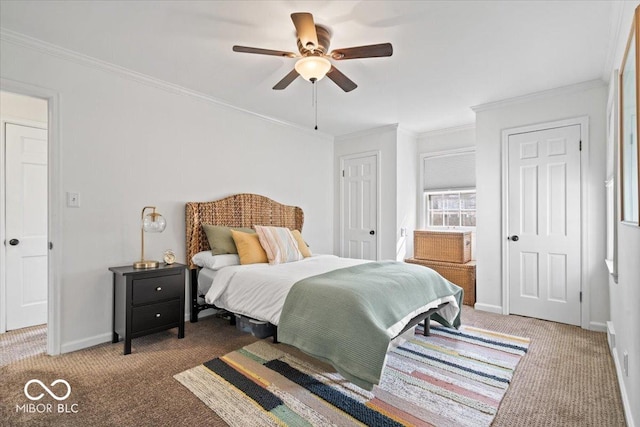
[607,321,616,356]
[612,350,636,427]
[60,310,218,353]
[589,321,607,333]
[60,332,112,354]
[473,303,503,314]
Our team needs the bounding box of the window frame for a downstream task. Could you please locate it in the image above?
[423,188,477,229]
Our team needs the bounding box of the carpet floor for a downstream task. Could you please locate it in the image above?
[0,324,46,368]
[0,307,626,426]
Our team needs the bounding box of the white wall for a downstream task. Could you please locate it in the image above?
[396,127,417,260]
[612,223,640,427]
[417,125,476,153]
[606,2,640,425]
[0,39,334,352]
[474,81,608,326]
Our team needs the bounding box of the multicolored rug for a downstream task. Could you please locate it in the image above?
[175,325,529,427]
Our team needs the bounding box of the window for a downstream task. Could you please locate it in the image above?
[421,148,476,228]
[426,190,476,227]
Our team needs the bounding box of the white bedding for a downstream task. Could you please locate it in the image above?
[204,254,369,325]
[197,267,218,296]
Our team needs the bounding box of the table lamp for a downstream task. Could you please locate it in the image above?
[133,206,166,269]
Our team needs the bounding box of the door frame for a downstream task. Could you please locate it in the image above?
[0,78,62,355]
[339,150,381,259]
[501,116,590,329]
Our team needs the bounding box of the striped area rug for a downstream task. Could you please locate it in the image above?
[175,325,529,427]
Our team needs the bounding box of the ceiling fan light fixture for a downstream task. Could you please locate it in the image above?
[295,56,331,82]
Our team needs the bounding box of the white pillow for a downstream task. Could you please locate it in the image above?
[191,252,240,270]
[254,225,303,265]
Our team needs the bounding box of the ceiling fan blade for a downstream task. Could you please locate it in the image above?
[326,66,357,92]
[273,69,300,90]
[330,43,393,60]
[233,45,297,58]
[291,12,319,51]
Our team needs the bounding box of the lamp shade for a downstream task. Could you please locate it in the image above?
[142,212,166,233]
[295,56,331,82]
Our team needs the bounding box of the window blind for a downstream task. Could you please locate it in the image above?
[423,152,475,191]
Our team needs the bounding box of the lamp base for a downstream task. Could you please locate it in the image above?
[133,260,160,269]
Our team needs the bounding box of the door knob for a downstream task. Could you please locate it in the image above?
[369,230,375,235]
[9,239,19,246]
[508,235,519,242]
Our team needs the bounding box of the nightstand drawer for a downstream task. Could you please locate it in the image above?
[131,300,181,333]
[132,274,182,304]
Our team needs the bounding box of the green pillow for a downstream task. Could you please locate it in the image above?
[202,224,255,255]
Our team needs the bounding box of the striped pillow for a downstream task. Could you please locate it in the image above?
[254,225,304,265]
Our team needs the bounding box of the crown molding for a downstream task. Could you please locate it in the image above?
[417,123,476,139]
[335,123,399,140]
[471,79,607,113]
[0,28,333,141]
[397,125,419,140]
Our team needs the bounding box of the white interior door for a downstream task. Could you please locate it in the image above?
[5,123,48,330]
[507,124,581,326]
[341,153,378,260]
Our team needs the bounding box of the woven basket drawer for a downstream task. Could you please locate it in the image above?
[414,230,471,263]
[405,258,476,306]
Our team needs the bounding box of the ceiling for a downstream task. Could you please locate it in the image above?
[0,1,620,136]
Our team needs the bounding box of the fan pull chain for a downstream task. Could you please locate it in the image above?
[314,80,318,130]
[308,78,319,130]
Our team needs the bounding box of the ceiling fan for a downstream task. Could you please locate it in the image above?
[232,12,393,92]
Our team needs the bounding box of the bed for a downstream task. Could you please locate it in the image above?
[186,193,463,390]
[186,193,305,322]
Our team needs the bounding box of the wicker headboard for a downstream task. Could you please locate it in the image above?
[185,193,304,269]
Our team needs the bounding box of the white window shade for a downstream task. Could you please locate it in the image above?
[423,152,475,191]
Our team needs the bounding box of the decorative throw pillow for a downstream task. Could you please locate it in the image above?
[254,225,303,265]
[230,230,268,265]
[202,224,254,255]
[292,230,312,257]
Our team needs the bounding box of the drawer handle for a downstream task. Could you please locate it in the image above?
[156,287,162,292]
[155,313,161,318]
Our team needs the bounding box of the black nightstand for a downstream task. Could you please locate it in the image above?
[109,263,186,355]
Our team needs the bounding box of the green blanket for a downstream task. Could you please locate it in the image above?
[278,261,463,390]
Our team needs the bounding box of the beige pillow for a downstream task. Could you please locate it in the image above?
[202,224,254,255]
[292,230,312,257]
[254,225,303,265]
[230,230,268,265]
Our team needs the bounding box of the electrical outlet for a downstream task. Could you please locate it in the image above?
[623,351,629,377]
